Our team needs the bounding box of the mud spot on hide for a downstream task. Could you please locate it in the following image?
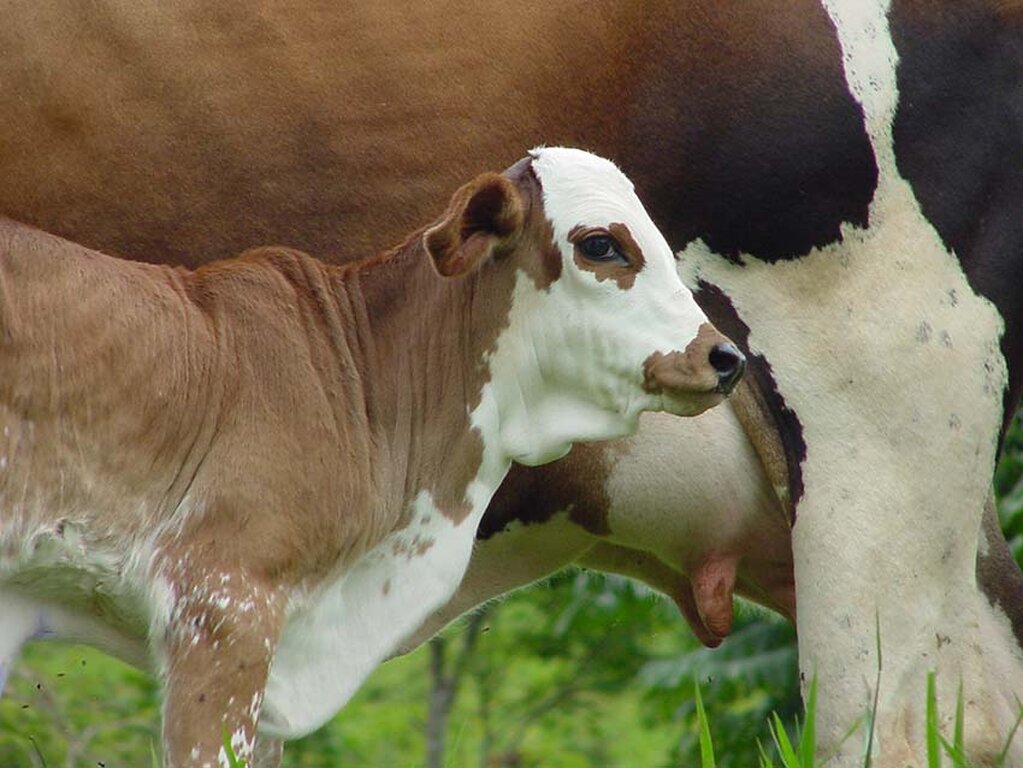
[412,536,434,557]
[915,321,933,343]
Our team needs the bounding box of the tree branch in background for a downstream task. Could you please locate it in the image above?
[425,607,491,768]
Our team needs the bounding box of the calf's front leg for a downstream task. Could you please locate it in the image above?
[160,569,283,768]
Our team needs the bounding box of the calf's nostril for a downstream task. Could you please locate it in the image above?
[708,342,746,391]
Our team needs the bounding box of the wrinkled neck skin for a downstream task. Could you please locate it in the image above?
[262,233,664,737]
[679,2,1023,764]
[342,234,652,503]
[332,243,511,530]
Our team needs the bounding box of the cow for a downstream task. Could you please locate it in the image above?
[0,146,744,767]
[2,0,1021,764]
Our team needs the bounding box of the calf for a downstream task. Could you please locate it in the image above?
[0,147,741,766]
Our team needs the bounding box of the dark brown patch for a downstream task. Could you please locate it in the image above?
[477,442,614,540]
[619,0,877,263]
[568,222,645,290]
[976,494,1023,647]
[890,0,1023,437]
[695,281,807,509]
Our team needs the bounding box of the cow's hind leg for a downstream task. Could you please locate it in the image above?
[250,734,284,768]
[0,591,48,697]
[159,568,283,768]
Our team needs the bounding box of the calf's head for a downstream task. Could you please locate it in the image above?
[425,146,743,465]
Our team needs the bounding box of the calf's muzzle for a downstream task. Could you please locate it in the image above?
[643,323,746,397]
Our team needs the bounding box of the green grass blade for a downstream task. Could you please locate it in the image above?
[953,682,964,755]
[939,734,969,767]
[800,675,817,768]
[758,738,777,768]
[694,681,716,768]
[771,712,800,767]
[864,610,883,768]
[997,697,1023,767]
[150,740,161,768]
[817,715,864,766]
[222,727,248,768]
[926,671,942,768]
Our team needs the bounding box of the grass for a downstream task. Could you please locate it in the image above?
[222,727,248,768]
[693,674,1023,768]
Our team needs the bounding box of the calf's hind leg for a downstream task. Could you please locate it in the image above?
[159,568,283,768]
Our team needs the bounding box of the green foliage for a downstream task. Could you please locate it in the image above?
[996,411,1023,566]
[640,603,800,767]
[0,644,160,767]
[694,683,715,768]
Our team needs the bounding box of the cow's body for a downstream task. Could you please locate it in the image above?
[404,396,794,653]
[0,148,739,766]
[1,0,1021,764]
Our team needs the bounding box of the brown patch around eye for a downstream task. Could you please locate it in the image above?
[568,222,646,290]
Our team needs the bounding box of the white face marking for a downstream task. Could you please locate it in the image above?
[677,1,1018,761]
[475,147,719,466]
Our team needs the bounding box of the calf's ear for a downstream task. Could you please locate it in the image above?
[424,173,525,278]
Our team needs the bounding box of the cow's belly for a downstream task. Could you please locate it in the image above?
[261,492,480,739]
[0,522,158,686]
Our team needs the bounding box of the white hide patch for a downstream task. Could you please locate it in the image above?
[603,409,782,569]
[677,0,1019,761]
[261,491,487,737]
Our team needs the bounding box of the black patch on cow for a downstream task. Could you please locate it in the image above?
[890,0,1023,435]
[695,282,807,509]
[477,444,613,541]
[621,0,878,264]
[976,495,1023,649]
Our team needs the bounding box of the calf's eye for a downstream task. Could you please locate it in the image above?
[578,234,626,264]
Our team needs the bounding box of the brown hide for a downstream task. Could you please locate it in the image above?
[0,0,848,268]
[0,0,805,652]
